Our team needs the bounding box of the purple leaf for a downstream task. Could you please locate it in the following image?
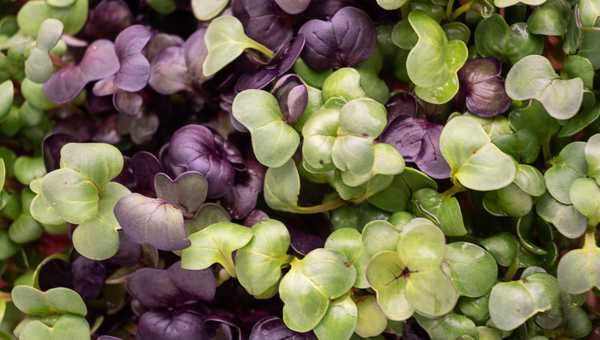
[278,34,305,75]
[114,90,143,116]
[149,46,192,95]
[155,172,208,213]
[85,90,115,113]
[147,33,185,62]
[302,0,347,20]
[113,156,137,190]
[114,193,190,251]
[271,74,307,125]
[92,114,121,144]
[126,261,216,309]
[137,309,215,340]
[44,40,119,104]
[457,57,512,117]
[42,133,77,172]
[52,115,97,142]
[72,256,105,301]
[38,259,74,292]
[222,160,267,220]
[380,116,450,179]
[114,25,152,92]
[98,337,122,340]
[275,0,311,14]
[80,0,133,41]
[183,28,211,88]
[159,143,187,179]
[232,0,294,52]
[250,316,317,340]
[132,151,163,192]
[386,92,418,127]
[235,68,279,92]
[275,215,330,255]
[107,230,142,267]
[168,125,244,198]
[243,210,269,227]
[298,7,376,70]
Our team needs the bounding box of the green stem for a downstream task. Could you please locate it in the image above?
[503,256,519,282]
[542,137,552,165]
[584,229,596,249]
[445,0,455,20]
[451,0,475,19]
[401,0,411,19]
[294,198,347,214]
[250,42,275,60]
[441,182,466,199]
[215,267,232,286]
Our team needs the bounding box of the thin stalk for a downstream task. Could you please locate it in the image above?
[250,42,275,60]
[294,198,347,214]
[441,182,466,199]
[401,0,411,19]
[542,136,552,165]
[503,256,519,282]
[445,0,455,20]
[451,0,475,19]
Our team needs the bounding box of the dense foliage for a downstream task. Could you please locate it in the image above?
[1,0,600,339]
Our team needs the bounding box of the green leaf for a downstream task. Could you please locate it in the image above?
[415,39,468,104]
[377,0,408,10]
[354,295,388,338]
[489,273,562,331]
[443,22,471,44]
[514,164,546,197]
[146,0,176,14]
[21,78,56,110]
[41,168,99,224]
[0,80,13,121]
[313,293,357,340]
[527,0,571,36]
[474,15,543,65]
[16,0,88,38]
[480,232,519,267]
[354,220,401,288]
[302,108,340,172]
[544,141,588,204]
[443,242,497,297]
[280,249,356,332]
[25,48,53,84]
[405,268,458,317]
[12,286,86,316]
[184,203,231,235]
[0,229,20,260]
[20,314,90,340]
[508,100,559,142]
[459,295,490,325]
[232,90,300,168]
[558,237,600,293]
[0,159,4,192]
[569,178,600,226]
[60,143,124,190]
[203,16,273,77]
[368,168,437,212]
[392,18,418,50]
[558,104,600,137]
[411,188,467,236]
[293,57,332,90]
[492,128,540,164]
[496,183,532,218]
[181,222,253,277]
[325,228,363,266]
[14,156,46,186]
[236,219,291,296]
[505,55,583,120]
[329,201,390,232]
[440,116,516,191]
[406,10,450,89]
[494,0,545,8]
[322,68,367,102]
[414,312,479,340]
[366,251,415,320]
[563,55,594,89]
[72,182,130,260]
[264,159,302,213]
[536,191,587,239]
[586,134,600,184]
[191,0,227,20]
[340,143,403,187]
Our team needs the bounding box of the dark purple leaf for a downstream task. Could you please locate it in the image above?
[168,125,244,198]
[98,337,122,340]
[38,259,74,291]
[126,261,216,309]
[149,46,192,95]
[230,113,249,132]
[155,172,208,213]
[85,90,115,113]
[232,0,294,52]
[114,90,143,116]
[275,215,330,255]
[114,193,190,251]
[159,143,187,179]
[92,114,121,144]
[147,33,185,62]
[249,316,317,340]
[107,230,142,267]
[457,57,512,117]
[278,34,305,75]
[113,156,137,190]
[403,318,431,340]
[275,0,311,14]
[271,74,307,125]
[80,0,133,41]
[222,160,266,220]
[214,134,246,170]
[243,210,269,227]
[137,309,216,340]
[386,92,418,127]
[113,25,152,92]
[204,315,244,340]
[288,227,325,256]
[302,0,347,20]
[44,40,119,104]
[380,116,450,179]
[72,256,105,301]
[52,115,97,142]
[42,133,77,172]
[183,28,210,88]
[132,151,163,192]
[116,110,159,145]
[235,68,279,92]
[298,7,376,70]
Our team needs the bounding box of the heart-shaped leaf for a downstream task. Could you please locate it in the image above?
[474,15,543,65]
[505,55,583,120]
[155,172,208,213]
[354,295,388,337]
[14,156,46,185]
[30,178,65,226]
[353,220,401,288]
[298,7,376,70]
[59,143,124,190]
[113,25,152,92]
[41,168,99,224]
[509,100,559,142]
[203,16,274,77]
[536,191,587,239]
[20,314,90,340]
[443,242,497,297]
[184,203,231,235]
[232,90,300,168]
[340,143,404,187]
[280,248,356,332]
[36,19,64,52]
[12,286,86,316]
[181,222,253,277]
[457,58,511,117]
[544,141,587,204]
[236,219,292,296]
[440,116,516,191]
[313,293,357,340]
